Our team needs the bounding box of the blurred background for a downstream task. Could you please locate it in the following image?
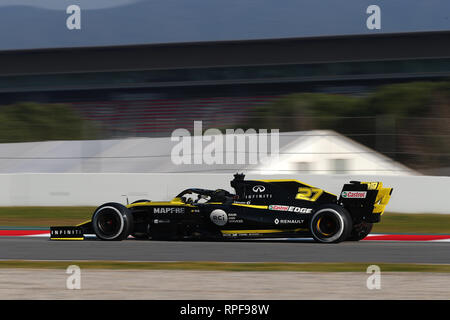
[0,0,449,210]
[1,2,450,303]
[0,53,448,176]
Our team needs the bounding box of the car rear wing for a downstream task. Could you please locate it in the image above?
[339,181,393,220]
[361,181,393,214]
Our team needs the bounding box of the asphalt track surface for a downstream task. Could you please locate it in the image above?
[1,237,450,263]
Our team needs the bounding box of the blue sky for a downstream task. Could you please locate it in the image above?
[0,0,140,10]
[0,0,448,51]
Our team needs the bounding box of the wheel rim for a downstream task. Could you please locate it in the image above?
[316,214,339,237]
[311,209,344,242]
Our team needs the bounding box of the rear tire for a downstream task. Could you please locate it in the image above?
[347,222,373,241]
[92,203,134,241]
[310,204,352,243]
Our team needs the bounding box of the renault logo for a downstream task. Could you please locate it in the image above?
[252,185,266,193]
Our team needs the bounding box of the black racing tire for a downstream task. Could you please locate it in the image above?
[92,202,134,241]
[310,204,353,243]
[347,222,373,241]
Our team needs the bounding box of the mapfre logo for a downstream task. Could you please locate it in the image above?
[154,207,185,214]
[341,191,367,199]
[252,185,266,193]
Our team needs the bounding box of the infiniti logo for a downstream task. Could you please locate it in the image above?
[252,185,266,193]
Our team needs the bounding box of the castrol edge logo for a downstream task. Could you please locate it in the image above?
[269,205,312,214]
[341,191,367,198]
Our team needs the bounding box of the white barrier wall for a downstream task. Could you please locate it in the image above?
[0,173,449,213]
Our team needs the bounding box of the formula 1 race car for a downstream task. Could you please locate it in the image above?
[50,174,393,243]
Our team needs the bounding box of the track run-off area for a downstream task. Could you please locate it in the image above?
[0,231,450,264]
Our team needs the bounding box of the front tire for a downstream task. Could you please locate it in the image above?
[310,204,352,243]
[92,203,134,241]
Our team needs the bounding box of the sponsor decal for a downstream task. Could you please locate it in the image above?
[233,201,251,205]
[269,205,289,211]
[210,209,228,226]
[52,229,82,236]
[276,219,304,224]
[269,205,312,214]
[245,194,273,199]
[153,219,170,224]
[154,207,185,214]
[252,185,266,193]
[247,185,273,199]
[223,233,237,237]
[224,233,260,237]
[341,191,367,199]
[228,213,243,223]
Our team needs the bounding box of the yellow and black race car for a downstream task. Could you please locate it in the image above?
[50,173,393,243]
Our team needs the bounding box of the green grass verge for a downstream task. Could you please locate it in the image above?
[0,207,94,227]
[0,207,449,234]
[0,260,450,272]
[372,212,450,234]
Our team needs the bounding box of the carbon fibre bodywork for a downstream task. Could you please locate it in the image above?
[50,174,393,243]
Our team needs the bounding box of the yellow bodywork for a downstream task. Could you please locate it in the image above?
[126,197,190,208]
[361,181,393,215]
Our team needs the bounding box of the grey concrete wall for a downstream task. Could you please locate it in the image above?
[0,173,448,213]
